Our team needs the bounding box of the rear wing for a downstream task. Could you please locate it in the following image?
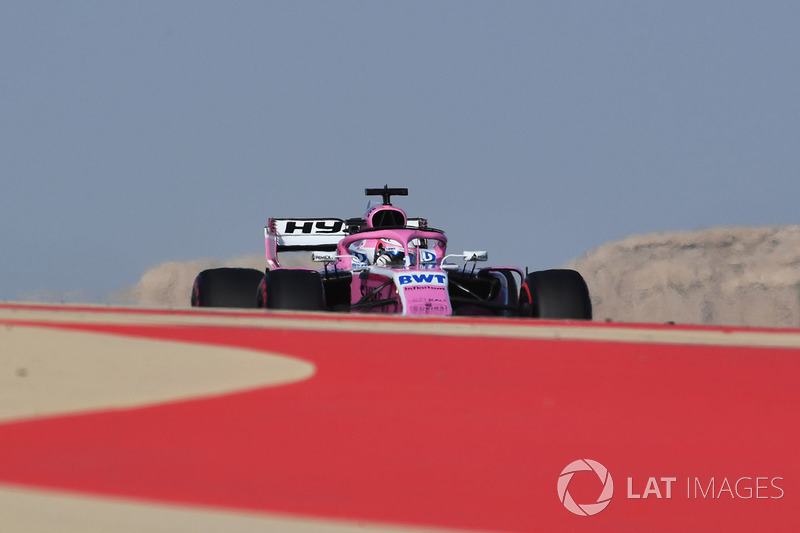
[265,218,348,268]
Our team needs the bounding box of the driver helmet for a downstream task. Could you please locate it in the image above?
[374,240,405,266]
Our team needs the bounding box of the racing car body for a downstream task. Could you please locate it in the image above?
[191,186,592,320]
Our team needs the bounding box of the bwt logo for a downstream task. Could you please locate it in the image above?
[397,274,446,285]
[557,459,614,516]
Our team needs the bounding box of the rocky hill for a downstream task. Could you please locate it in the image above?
[565,226,800,328]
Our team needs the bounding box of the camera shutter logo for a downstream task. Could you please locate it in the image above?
[557,459,614,516]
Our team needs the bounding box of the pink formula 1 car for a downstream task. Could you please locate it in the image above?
[191,186,592,319]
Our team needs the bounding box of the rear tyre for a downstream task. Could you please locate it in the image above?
[191,268,264,308]
[519,269,592,320]
[257,269,325,311]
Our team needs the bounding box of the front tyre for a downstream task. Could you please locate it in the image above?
[519,269,592,320]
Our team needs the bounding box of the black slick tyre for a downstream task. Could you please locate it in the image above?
[519,269,592,320]
[258,269,325,311]
[191,268,263,308]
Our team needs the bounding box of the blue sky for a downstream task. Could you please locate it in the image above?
[1,1,798,301]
